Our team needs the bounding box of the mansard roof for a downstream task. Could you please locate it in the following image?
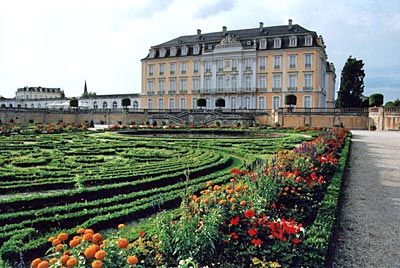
[143,21,320,60]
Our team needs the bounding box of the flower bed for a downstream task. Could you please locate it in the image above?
[26,128,350,268]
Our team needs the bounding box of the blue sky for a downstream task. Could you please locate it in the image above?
[0,0,399,102]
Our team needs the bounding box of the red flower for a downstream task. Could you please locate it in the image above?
[230,216,240,226]
[247,229,258,237]
[251,238,262,247]
[244,209,255,218]
[139,230,145,237]
[292,238,301,244]
[229,232,239,240]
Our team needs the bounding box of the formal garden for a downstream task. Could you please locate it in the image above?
[0,123,350,267]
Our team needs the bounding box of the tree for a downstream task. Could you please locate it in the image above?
[70,98,79,108]
[336,56,365,108]
[369,93,384,107]
[122,98,131,109]
[197,98,206,109]
[215,98,225,109]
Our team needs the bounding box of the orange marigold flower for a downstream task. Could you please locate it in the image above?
[52,238,62,246]
[60,255,70,265]
[194,197,201,203]
[229,197,236,203]
[239,200,247,206]
[118,223,125,229]
[55,243,64,252]
[92,233,102,244]
[57,232,69,241]
[76,228,85,234]
[117,238,129,249]
[226,185,232,190]
[95,250,106,260]
[69,238,80,248]
[127,256,139,265]
[92,260,103,268]
[47,236,56,243]
[37,260,50,268]
[206,180,212,187]
[49,258,58,264]
[84,229,94,235]
[31,258,42,267]
[203,197,210,204]
[66,257,78,267]
[83,233,93,242]
[85,245,99,258]
[219,199,227,205]
[100,243,107,249]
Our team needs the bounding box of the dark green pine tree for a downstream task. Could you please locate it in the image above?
[336,56,365,108]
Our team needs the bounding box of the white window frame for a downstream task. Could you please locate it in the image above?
[289,55,297,69]
[273,74,281,90]
[192,78,199,91]
[180,78,187,92]
[169,78,176,93]
[258,96,266,110]
[158,98,164,109]
[288,73,297,90]
[231,97,237,109]
[170,62,176,75]
[303,95,312,108]
[289,36,297,47]
[272,96,280,109]
[180,97,186,109]
[148,65,154,76]
[259,57,266,70]
[245,58,251,70]
[148,99,153,109]
[231,59,237,71]
[205,61,211,72]
[273,38,281,48]
[193,61,199,73]
[158,79,165,93]
[304,73,313,90]
[259,39,267,49]
[181,62,187,74]
[159,63,165,75]
[168,98,175,109]
[304,54,312,68]
[258,75,266,89]
[305,35,313,46]
[274,56,281,70]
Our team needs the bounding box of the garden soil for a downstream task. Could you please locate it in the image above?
[332,130,400,268]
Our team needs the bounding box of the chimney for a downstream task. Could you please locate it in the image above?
[259,22,264,32]
[222,26,227,35]
[197,29,201,36]
[288,19,293,30]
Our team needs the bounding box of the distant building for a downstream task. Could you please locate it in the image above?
[15,86,63,100]
[141,20,336,110]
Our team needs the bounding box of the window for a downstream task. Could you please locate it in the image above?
[180,98,186,109]
[205,61,211,72]
[288,73,297,90]
[158,98,164,109]
[148,99,153,109]
[192,98,197,108]
[170,47,177,56]
[289,55,297,69]
[168,98,175,109]
[304,73,313,90]
[258,75,266,89]
[148,65,154,76]
[193,61,199,73]
[304,54,312,68]
[273,74,281,90]
[245,58,251,70]
[245,76,251,91]
[169,79,176,93]
[258,96,266,109]
[112,101,118,109]
[180,78,187,92]
[274,56,281,69]
[181,62,187,74]
[305,35,312,46]
[217,77,224,91]
[93,102,98,109]
[231,97,237,109]
[103,101,108,109]
[244,97,251,109]
[272,96,280,109]
[133,101,139,110]
[193,45,200,55]
[289,36,297,47]
[217,60,223,71]
[231,76,237,90]
[259,39,267,49]
[205,77,211,91]
[273,38,281,48]
[192,78,199,92]
[158,80,165,94]
[148,81,154,93]
[159,63,165,75]
[159,48,166,57]
[149,49,156,58]
[259,57,266,70]
[170,63,176,75]
[206,97,211,109]
[231,59,237,71]
[304,95,312,108]
[181,46,187,56]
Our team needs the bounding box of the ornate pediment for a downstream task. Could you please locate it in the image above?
[215,34,242,48]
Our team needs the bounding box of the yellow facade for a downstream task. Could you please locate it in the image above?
[141,21,335,110]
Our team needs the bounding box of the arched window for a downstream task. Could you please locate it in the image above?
[148,99,154,109]
[192,97,197,109]
[94,102,98,109]
[272,96,281,109]
[168,98,174,109]
[133,101,139,110]
[303,95,312,111]
[206,97,211,109]
[112,101,118,109]
[103,102,108,109]
[180,97,186,109]
[158,98,164,109]
[231,97,237,109]
[244,97,251,109]
[258,96,265,110]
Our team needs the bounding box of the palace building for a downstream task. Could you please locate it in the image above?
[141,20,336,110]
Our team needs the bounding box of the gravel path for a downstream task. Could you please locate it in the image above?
[332,131,400,268]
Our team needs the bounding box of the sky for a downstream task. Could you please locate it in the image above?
[0,0,399,102]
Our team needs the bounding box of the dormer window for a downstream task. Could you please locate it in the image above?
[149,48,156,58]
[273,38,281,48]
[193,45,200,55]
[159,48,166,58]
[289,36,297,47]
[181,46,188,56]
[305,35,312,46]
[259,39,267,49]
[170,47,177,57]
